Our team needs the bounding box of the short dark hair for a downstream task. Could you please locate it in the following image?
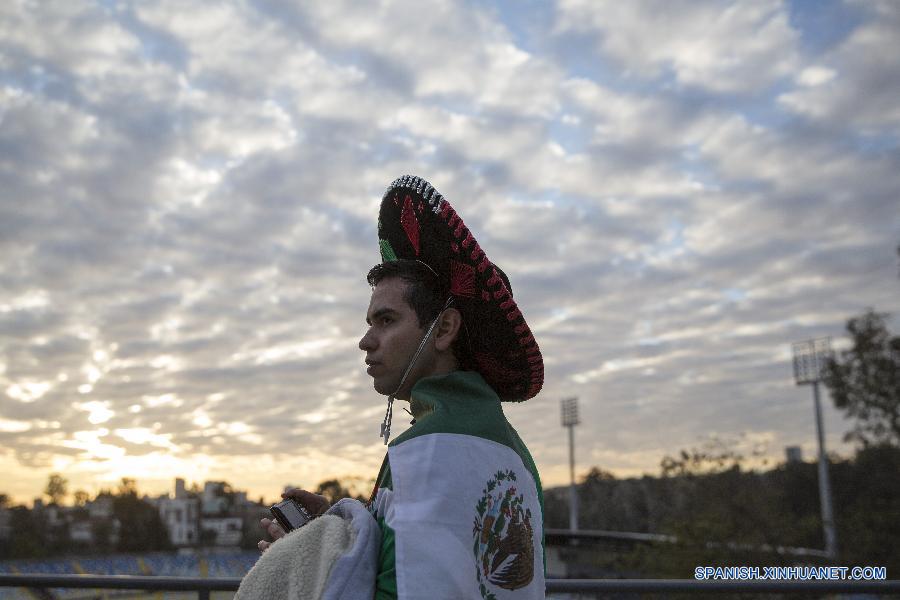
[366,260,475,369]
[367,260,447,328]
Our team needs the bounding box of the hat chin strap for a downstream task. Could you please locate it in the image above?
[380,296,454,445]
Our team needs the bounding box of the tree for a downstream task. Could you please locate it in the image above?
[315,479,353,504]
[315,477,368,504]
[3,506,48,559]
[824,310,900,447]
[73,490,90,507]
[646,436,800,576]
[581,467,616,483]
[187,482,202,498]
[113,492,171,552]
[118,477,138,497]
[834,444,900,575]
[44,473,68,505]
[91,519,114,553]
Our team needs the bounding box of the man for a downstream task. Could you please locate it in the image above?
[259,175,545,599]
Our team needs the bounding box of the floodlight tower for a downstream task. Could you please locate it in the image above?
[792,337,838,560]
[560,397,580,531]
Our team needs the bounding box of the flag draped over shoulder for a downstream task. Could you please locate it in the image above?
[368,371,545,600]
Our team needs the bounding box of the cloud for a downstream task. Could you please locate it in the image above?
[779,1,900,135]
[553,0,800,93]
[0,0,898,504]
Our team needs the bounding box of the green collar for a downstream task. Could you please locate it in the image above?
[390,370,509,448]
[408,370,499,421]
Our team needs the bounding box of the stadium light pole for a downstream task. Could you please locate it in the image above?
[560,397,580,532]
[792,337,838,560]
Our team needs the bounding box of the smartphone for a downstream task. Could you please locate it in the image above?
[269,498,313,532]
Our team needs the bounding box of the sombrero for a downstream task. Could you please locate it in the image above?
[377,175,543,401]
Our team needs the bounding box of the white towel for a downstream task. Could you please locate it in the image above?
[235,498,379,600]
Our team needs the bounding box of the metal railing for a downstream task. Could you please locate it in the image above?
[0,574,237,599]
[1,573,899,597]
[544,528,832,558]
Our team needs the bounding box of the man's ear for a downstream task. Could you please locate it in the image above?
[434,307,462,352]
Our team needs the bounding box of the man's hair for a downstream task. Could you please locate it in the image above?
[366,260,475,369]
[367,260,447,327]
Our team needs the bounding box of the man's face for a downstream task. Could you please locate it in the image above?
[359,276,431,399]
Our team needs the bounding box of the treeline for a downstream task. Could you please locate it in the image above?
[544,443,900,577]
[0,477,367,560]
[0,481,172,559]
[544,280,900,578]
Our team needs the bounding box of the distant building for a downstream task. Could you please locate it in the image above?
[158,496,200,547]
[69,520,93,544]
[202,481,231,516]
[44,504,64,526]
[146,478,263,548]
[94,516,121,548]
[200,516,243,547]
[29,496,121,549]
[786,446,803,463]
[87,495,115,520]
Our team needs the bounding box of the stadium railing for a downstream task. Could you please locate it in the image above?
[1,573,899,597]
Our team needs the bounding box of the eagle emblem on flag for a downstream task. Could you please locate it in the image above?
[472,469,535,598]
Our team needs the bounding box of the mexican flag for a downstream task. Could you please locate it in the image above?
[368,371,546,600]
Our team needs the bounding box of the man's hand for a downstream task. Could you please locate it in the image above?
[257,517,285,552]
[256,488,331,552]
[282,488,331,517]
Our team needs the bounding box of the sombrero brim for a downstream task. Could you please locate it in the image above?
[377,175,543,401]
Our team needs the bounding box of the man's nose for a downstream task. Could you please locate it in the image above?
[359,329,376,351]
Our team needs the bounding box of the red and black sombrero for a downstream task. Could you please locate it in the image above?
[377,175,543,402]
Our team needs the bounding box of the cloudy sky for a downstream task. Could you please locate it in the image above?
[1,0,899,506]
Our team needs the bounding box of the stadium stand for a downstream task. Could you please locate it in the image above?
[0,551,259,599]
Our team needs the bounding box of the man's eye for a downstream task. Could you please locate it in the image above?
[380,317,393,325]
